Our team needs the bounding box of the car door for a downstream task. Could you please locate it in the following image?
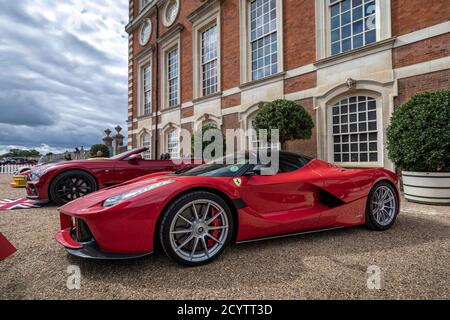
[238,156,323,235]
[136,159,177,175]
[113,159,174,184]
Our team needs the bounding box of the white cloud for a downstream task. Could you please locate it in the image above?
[0,0,129,151]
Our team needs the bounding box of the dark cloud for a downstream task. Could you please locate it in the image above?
[0,92,59,126]
[0,0,128,152]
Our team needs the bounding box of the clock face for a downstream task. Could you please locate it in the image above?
[165,0,179,25]
[140,19,152,45]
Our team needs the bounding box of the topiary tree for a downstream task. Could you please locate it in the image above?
[387,90,450,172]
[253,99,314,149]
[89,144,110,158]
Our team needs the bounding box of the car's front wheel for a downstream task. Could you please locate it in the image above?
[159,191,233,267]
[49,170,98,206]
[365,181,399,231]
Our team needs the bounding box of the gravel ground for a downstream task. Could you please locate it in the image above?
[0,174,449,300]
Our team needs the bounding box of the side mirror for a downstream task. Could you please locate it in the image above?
[244,167,261,177]
[128,154,143,162]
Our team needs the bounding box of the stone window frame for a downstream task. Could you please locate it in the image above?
[326,91,384,168]
[139,18,152,46]
[139,130,152,159]
[140,0,151,12]
[192,4,222,100]
[161,122,181,159]
[137,52,153,117]
[160,33,181,110]
[166,128,180,159]
[315,0,391,61]
[162,0,180,28]
[239,0,284,85]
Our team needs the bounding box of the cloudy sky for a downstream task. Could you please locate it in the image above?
[0,0,129,155]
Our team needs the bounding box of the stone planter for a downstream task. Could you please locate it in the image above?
[402,171,450,205]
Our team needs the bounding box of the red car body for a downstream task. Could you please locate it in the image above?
[55,152,399,262]
[26,147,195,204]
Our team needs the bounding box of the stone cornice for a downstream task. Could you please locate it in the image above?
[125,0,158,34]
[157,23,184,44]
[187,0,222,23]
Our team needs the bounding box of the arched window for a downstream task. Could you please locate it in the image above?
[330,95,379,164]
[167,129,179,159]
[141,133,151,160]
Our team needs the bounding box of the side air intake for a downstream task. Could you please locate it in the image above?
[319,190,346,208]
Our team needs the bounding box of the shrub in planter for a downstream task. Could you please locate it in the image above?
[90,144,110,158]
[253,99,314,149]
[386,90,450,204]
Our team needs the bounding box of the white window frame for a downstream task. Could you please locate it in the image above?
[143,63,152,116]
[160,34,181,110]
[162,0,180,27]
[239,0,284,85]
[137,53,153,117]
[315,0,391,60]
[139,18,152,46]
[327,93,383,167]
[167,47,179,108]
[166,129,180,159]
[141,132,152,159]
[192,5,221,99]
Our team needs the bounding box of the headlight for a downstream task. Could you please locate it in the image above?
[103,180,176,207]
[29,167,53,180]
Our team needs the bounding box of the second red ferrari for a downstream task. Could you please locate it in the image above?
[55,151,400,266]
[26,147,195,205]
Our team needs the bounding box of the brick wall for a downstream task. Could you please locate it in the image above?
[284,72,317,94]
[283,0,316,70]
[392,0,450,36]
[393,33,450,69]
[222,93,241,109]
[181,106,194,118]
[285,98,317,157]
[221,0,241,90]
[394,69,450,106]
[128,0,449,154]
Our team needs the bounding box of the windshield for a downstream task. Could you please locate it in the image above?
[109,148,144,160]
[175,151,313,177]
[175,153,249,177]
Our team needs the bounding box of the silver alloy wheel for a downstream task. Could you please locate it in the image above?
[371,185,396,226]
[169,199,229,263]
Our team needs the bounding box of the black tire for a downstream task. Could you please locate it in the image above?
[365,181,399,231]
[159,191,233,267]
[49,170,98,206]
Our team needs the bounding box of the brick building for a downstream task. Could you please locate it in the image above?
[125,0,449,170]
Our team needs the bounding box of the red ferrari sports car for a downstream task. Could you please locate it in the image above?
[55,151,400,266]
[26,147,195,205]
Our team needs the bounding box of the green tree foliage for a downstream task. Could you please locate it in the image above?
[191,123,224,157]
[0,148,41,159]
[387,90,450,172]
[89,144,110,158]
[253,99,314,148]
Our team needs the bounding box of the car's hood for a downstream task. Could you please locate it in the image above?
[30,159,111,173]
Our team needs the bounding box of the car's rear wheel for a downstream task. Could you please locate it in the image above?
[49,170,98,205]
[365,181,399,231]
[159,191,233,267]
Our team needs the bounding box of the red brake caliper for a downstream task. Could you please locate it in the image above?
[207,207,221,248]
